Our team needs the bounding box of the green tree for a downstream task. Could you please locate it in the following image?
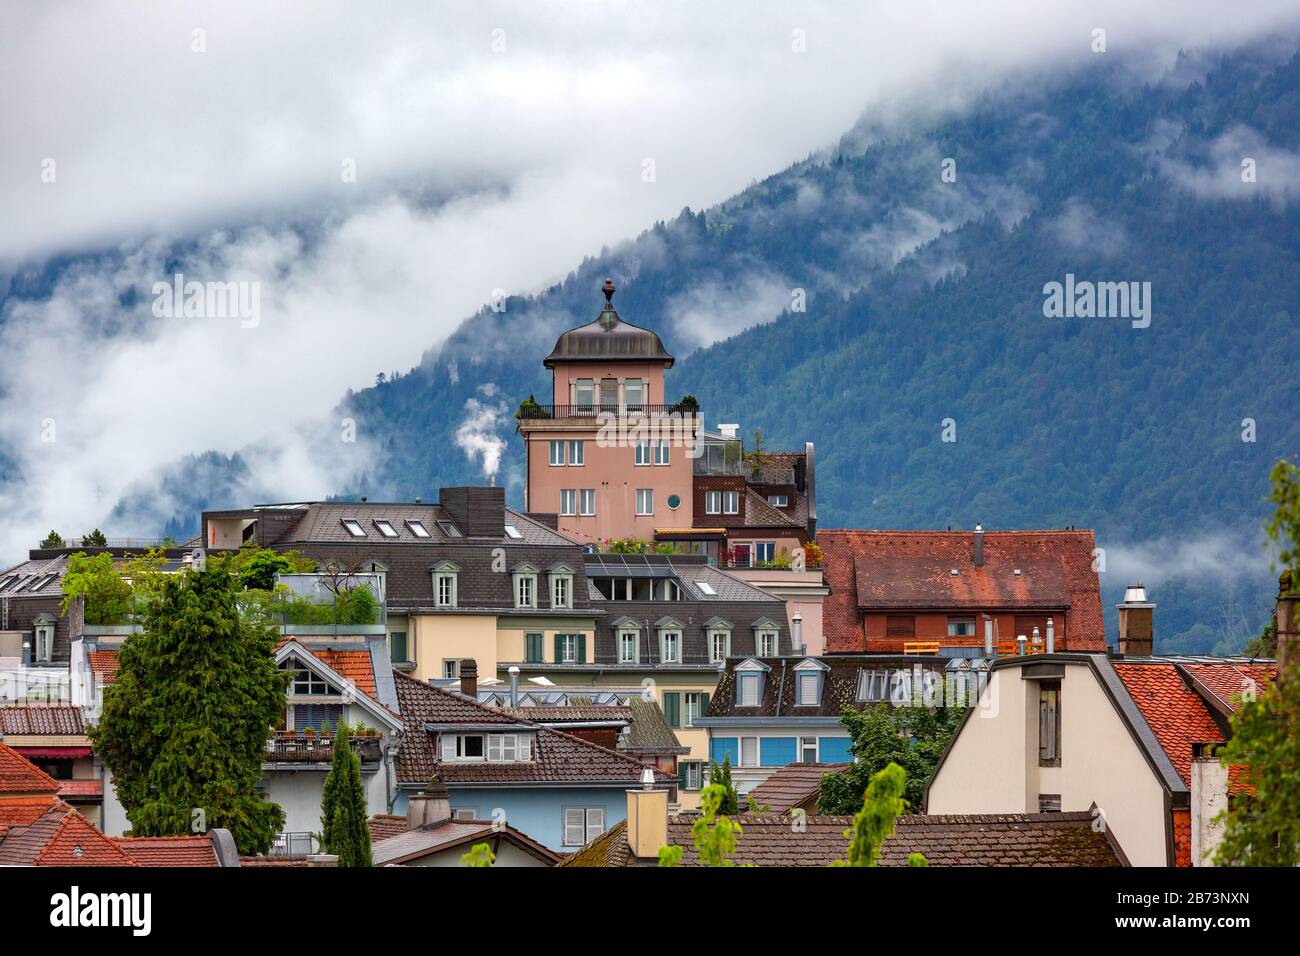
[658,783,744,867]
[833,762,927,867]
[212,544,317,593]
[88,566,290,855]
[320,724,373,867]
[1215,460,1300,865]
[82,528,108,547]
[39,530,65,549]
[60,552,134,624]
[818,704,963,814]
[708,756,740,815]
[461,843,496,867]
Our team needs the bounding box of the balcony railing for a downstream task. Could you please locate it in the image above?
[517,403,695,420]
[270,831,319,858]
[264,730,382,763]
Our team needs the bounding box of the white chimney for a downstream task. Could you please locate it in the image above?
[1016,634,1028,655]
[1046,617,1055,653]
[983,616,994,656]
[509,665,520,706]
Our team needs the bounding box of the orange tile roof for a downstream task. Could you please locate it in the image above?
[820,529,1106,652]
[34,808,138,866]
[87,649,121,683]
[1113,662,1225,786]
[309,648,376,698]
[113,835,219,867]
[0,797,61,826]
[0,742,61,794]
[1181,662,1276,714]
[57,779,103,799]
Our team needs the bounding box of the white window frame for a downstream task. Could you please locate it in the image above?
[947,616,977,638]
[560,489,576,516]
[406,520,430,538]
[561,633,579,664]
[578,489,596,516]
[659,630,681,664]
[574,378,595,407]
[550,573,572,609]
[341,519,366,538]
[722,491,740,514]
[709,630,731,663]
[623,378,645,407]
[373,519,399,538]
[563,807,605,847]
[799,736,819,763]
[549,440,564,466]
[768,494,789,507]
[738,673,761,707]
[617,629,640,664]
[754,541,776,564]
[756,630,777,657]
[739,736,759,768]
[684,691,704,727]
[636,489,653,516]
[653,441,670,466]
[34,624,55,664]
[434,571,458,608]
[634,442,651,466]
[567,440,585,466]
[704,491,721,515]
[796,671,821,706]
[514,573,537,609]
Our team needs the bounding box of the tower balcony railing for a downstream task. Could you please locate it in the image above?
[517,402,696,421]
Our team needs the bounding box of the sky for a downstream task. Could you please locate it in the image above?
[1,0,1299,562]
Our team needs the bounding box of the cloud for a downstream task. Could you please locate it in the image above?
[1048,198,1129,257]
[1,1,1299,562]
[1158,124,1300,204]
[1106,529,1276,588]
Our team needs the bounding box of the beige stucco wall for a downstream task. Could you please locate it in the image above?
[410,614,502,682]
[496,618,599,665]
[928,663,1170,866]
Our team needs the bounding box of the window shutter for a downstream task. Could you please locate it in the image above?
[519,735,532,761]
[663,691,681,728]
[554,634,563,663]
[578,633,587,663]
[563,809,584,846]
[699,691,710,717]
[586,807,605,841]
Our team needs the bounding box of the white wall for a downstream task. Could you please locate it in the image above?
[928,663,1171,866]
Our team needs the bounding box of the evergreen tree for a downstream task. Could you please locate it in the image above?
[82,528,108,547]
[320,724,373,867]
[88,566,289,855]
[39,530,64,549]
[708,757,740,814]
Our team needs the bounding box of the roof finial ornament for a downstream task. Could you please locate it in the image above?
[602,278,615,304]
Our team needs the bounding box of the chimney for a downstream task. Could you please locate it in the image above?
[1046,617,1055,653]
[1190,743,1228,866]
[1032,626,1041,651]
[1117,584,1155,656]
[509,665,520,706]
[972,523,984,567]
[1016,634,1027,656]
[983,615,994,656]
[718,423,739,439]
[459,658,478,699]
[626,768,668,861]
[439,486,506,538]
[792,613,804,655]
[1277,570,1297,673]
[407,778,452,829]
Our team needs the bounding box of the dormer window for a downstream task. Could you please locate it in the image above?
[432,561,459,608]
[281,658,339,696]
[794,658,830,707]
[752,618,780,657]
[440,733,537,762]
[705,617,732,663]
[734,658,771,708]
[513,565,539,609]
[406,520,430,538]
[617,629,640,664]
[341,519,366,538]
[656,619,683,664]
[33,617,55,663]
[373,519,398,538]
[549,567,574,609]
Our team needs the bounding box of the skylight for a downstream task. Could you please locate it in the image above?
[373,519,399,538]
[341,519,366,538]
[695,581,717,596]
[438,521,462,538]
[504,525,523,539]
[0,575,17,592]
[32,574,58,591]
[406,520,430,538]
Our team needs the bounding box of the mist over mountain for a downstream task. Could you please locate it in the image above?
[10,42,1300,653]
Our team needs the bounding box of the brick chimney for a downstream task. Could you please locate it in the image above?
[459,658,478,699]
[626,768,668,861]
[407,778,451,829]
[1277,570,1297,673]
[972,523,984,567]
[439,486,506,538]
[1116,584,1155,656]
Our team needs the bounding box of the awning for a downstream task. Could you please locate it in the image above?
[12,746,92,759]
[654,528,726,541]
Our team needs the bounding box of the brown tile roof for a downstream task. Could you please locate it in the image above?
[744,763,849,812]
[621,698,687,754]
[0,803,138,866]
[820,529,1105,652]
[391,670,670,785]
[371,819,560,866]
[0,741,61,793]
[0,705,85,736]
[1179,662,1276,715]
[368,814,411,842]
[563,812,1124,866]
[502,706,632,723]
[113,835,220,867]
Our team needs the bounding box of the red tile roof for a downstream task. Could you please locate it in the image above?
[819,529,1105,652]
[1113,661,1227,786]
[113,835,220,867]
[307,648,377,699]
[57,779,104,799]
[1180,662,1276,714]
[392,670,670,786]
[87,649,121,683]
[0,741,61,794]
[0,705,85,735]
[0,803,138,867]
[0,797,62,827]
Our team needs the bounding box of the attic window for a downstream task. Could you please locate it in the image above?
[33,574,59,591]
[406,520,430,538]
[504,525,523,539]
[373,519,399,538]
[695,581,717,596]
[0,575,18,592]
[341,519,366,538]
[438,521,462,538]
[1013,568,1023,576]
[949,568,959,576]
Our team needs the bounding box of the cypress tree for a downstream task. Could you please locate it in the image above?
[88,566,289,854]
[321,724,372,867]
